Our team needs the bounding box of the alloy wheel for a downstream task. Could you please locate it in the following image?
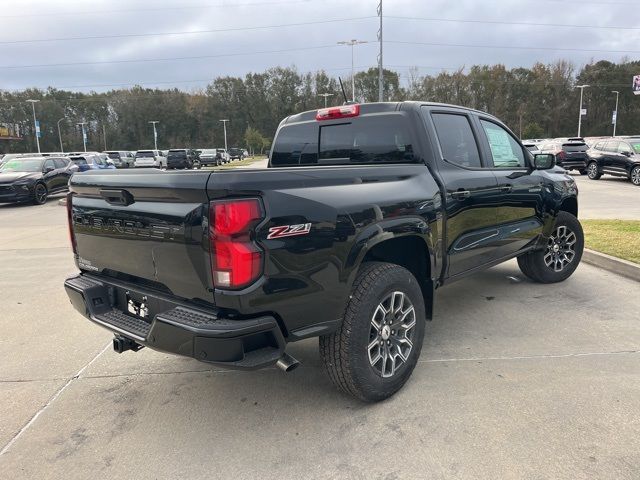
[368,291,416,378]
[544,225,577,272]
[34,184,47,204]
[587,163,598,179]
[631,167,640,186]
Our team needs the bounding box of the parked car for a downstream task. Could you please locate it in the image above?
[64,101,581,401]
[538,140,589,174]
[228,147,245,160]
[216,148,230,163]
[198,148,223,167]
[166,149,197,169]
[522,142,541,154]
[105,151,135,168]
[0,156,76,204]
[69,154,116,172]
[134,150,167,168]
[586,138,640,185]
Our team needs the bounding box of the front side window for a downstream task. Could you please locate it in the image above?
[431,113,481,168]
[43,159,55,171]
[480,120,526,168]
[617,142,632,154]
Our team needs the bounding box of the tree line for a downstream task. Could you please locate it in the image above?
[1,59,639,154]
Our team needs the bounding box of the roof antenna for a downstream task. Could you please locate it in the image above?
[338,77,356,105]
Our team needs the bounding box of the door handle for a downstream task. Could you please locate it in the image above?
[501,184,513,193]
[451,189,471,199]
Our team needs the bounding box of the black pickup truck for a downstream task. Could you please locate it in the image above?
[64,102,582,401]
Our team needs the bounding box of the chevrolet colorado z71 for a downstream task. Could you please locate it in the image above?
[64,102,582,401]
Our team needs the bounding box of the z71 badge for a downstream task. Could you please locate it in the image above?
[267,223,312,240]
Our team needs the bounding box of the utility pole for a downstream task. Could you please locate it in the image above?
[338,39,368,102]
[611,90,619,137]
[318,93,334,107]
[148,121,159,150]
[576,85,589,137]
[219,119,229,151]
[77,122,87,152]
[57,117,65,153]
[102,124,107,151]
[26,99,41,153]
[377,0,383,102]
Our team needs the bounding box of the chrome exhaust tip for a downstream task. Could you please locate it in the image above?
[276,352,300,372]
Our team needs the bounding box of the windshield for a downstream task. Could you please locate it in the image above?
[0,158,44,172]
[136,151,154,158]
[200,149,216,155]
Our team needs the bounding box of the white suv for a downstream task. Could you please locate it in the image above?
[134,150,167,168]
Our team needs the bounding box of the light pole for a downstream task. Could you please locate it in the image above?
[337,39,368,102]
[57,117,65,153]
[576,84,589,137]
[26,99,41,153]
[318,93,334,108]
[611,90,619,137]
[219,119,229,151]
[148,121,159,150]
[77,122,87,152]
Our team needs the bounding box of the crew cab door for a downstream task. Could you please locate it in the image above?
[475,117,545,258]
[425,109,502,278]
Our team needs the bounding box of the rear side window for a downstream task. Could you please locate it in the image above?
[431,113,481,168]
[593,142,604,150]
[271,115,416,167]
[604,141,619,152]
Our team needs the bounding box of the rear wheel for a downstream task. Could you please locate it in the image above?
[319,262,426,402]
[587,161,601,180]
[631,166,640,186]
[33,183,48,205]
[518,211,583,283]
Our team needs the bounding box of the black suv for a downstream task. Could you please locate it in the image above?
[586,138,640,185]
[166,149,197,169]
[228,147,245,160]
[538,139,589,174]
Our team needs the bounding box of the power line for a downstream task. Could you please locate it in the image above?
[0,16,376,45]
[386,15,640,31]
[386,40,640,55]
[0,43,370,70]
[0,0,314,19]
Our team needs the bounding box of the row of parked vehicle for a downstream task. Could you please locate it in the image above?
[0,147,250,205]
[522,136,640,186]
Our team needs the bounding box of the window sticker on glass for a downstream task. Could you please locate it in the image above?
[481,120,525,168]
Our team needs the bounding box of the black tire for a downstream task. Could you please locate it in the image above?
[587,161,601,180]
[630,166,640,186]
[517,211,584,284]
[32,183,48,205]
[319,262,426,402]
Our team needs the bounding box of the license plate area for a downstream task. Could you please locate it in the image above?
[125,291,149,319]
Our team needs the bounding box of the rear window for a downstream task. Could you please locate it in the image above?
[271,115,416,167]
[562,142,587,152]
[71,158,87,166]
[168,150,186,158]
[136,151,154,158]
[106,152,121,160]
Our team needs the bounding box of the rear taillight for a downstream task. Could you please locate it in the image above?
[66,192,77,254]
[316,104,360,121]
[556,150,566,160]
[209,199,264,289]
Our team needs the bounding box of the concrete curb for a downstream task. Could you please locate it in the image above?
[582,248,640,283]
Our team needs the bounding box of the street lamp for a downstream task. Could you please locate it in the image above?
[148,121,159,150]
[26,99,41,153]
[77,122,87,152]
[611,90,620,137]
[318,93,334,108]
[337,39,368,102]
[575,84,589,137]
[57,118,65,153]
[219,119,229,151]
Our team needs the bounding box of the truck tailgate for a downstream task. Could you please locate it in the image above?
[69,170,213,301]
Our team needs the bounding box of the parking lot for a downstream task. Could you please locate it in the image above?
[0,173,639,479]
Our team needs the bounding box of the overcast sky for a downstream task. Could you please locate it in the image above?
[0,0,638,92]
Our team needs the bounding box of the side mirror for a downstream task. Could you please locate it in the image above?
[533,153,555,170]
[44,165,55,173]
[621,151,632,157]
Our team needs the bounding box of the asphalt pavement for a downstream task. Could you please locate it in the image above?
[0,175,638,480]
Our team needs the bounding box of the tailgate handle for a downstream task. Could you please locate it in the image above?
[100,189,134,206]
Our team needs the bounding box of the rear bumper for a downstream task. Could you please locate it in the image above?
[557,159,587,170]
[64,273,286,369]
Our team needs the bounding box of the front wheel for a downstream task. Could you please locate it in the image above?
[518,211,584,283]
[319,262,426,402]
[631,166,640,186]
[32,183,48,205]
[587,161,601,180]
